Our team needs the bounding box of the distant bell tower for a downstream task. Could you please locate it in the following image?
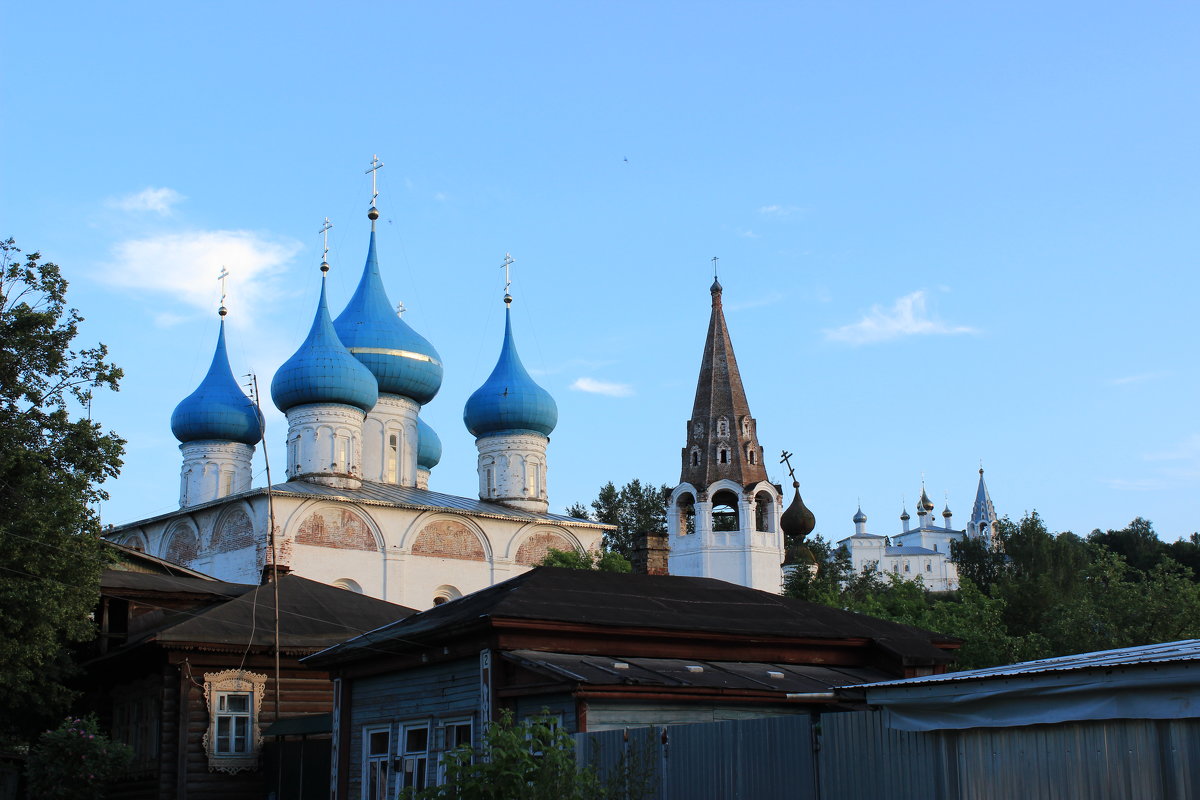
[667,267,784,592]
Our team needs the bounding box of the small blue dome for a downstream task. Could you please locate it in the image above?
[333,232,443,404]
[271,277,379,414]
[853,506,867,524]
[416,417,442,470]
[463,307,557,438]
[171,320,264,445]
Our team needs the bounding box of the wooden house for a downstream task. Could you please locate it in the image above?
[81,568,413,800]
[305,567,958,799]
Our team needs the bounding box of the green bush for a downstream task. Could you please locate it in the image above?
[26,715,132,800]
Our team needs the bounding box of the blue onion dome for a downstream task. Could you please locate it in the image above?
[171,319,265,445]
[853,506,867,524]
[333,232,443,404]
[271,276,379,414]
[416,417,442,470]
[463,306,558,438]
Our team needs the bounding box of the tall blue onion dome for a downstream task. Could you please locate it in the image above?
[416,417,442,471]
[271,277,379,414]
[171,320,265,445]
[333,232,443,404]
[463,307,558,438]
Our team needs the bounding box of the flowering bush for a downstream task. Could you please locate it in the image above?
[26,716,132,800]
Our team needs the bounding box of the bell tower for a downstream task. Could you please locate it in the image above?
[667,272,784,591]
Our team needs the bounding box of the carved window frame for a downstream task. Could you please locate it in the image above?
[202,670,266,773]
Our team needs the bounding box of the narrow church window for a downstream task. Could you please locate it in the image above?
[926,562,932,572]
[486,468,495,497]
[336,437,348,471]
[747,448,756,465]
[690,448,700,466]
[742,417,751,438]
[717,416,729,437]
[387,434,398,483]
[719,448,729,464]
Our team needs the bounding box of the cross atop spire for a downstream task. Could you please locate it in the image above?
[712,256,719,280]
[501,252,514,305]
[365,154,384,222]
[780,450,798,488]
[217,267,229,317]
[319,217,333,271]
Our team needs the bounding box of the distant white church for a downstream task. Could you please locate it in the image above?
[836,470,999,592]
[107,173,606,610]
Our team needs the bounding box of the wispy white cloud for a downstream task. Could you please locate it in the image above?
[727,291,784,312]
[108,187,186,215]
[433,191,449,202]
[824,290,976,345]
[570,377,634,397]
[105,230,302,314]
[737,228,760,239]
[758,204,802,217]
[1109,371,1171,386]
[529,358,616,377]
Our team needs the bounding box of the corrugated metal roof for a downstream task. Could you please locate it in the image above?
[850,639,1200,689]
[108,480,612,532]
[505,650,893,693]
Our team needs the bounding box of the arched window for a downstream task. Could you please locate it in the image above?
[693,420,705,438]
[676,493,696,535]
[741,417,751,438]
[387,433,399,483]
[716,417,729,437]
[719,448,730,464]
[754,490,774,532]
[904,562,911,573]
[711,489,740,532]
[690,448,700,466]
[747,447,757,465]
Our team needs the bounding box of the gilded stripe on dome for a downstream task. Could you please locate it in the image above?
[348,347,443,366]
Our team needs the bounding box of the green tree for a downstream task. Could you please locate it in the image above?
[1088,517,1167,574]
[568,479,670,560]
[399,710,649,800]
[538,547,631,573]
[0,239,124,745]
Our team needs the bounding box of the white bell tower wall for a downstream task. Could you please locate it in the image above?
[284,403,366,490]
[179,441,256,508]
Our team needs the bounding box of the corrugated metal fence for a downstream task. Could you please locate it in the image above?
[575,712,1200,799]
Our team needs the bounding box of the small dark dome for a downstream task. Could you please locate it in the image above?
[942,504,952,518]
[780,486,816,541]
[900,508,911,521]
[852,506,867,524]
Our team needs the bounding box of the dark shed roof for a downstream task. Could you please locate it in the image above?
[101,571,415,653]
[309,567,956,665]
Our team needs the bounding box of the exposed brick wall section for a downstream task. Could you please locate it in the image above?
[211,510,255,553]
[515,531,574,566]
[632,530,671,576]
[411,520,486,561]
[295,508,377,551]
[163,526,199,563]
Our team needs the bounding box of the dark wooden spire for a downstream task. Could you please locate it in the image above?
[680,280,769,489]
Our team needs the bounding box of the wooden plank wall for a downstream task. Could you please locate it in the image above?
[345,658,480,799]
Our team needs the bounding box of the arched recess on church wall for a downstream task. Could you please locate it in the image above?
[508,524,584,565]
[210,502,258,554]
[408,515,491,562]
[118,529,149,552]
[706,479,745,533]
[285,501,382,552]
[161,519,201,564]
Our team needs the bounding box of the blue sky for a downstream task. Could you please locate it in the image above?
[4,2,1198,541]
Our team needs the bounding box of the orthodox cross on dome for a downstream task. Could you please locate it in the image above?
[365,155,384,222]
[318,217,334,273]
[501,252,514,304]
[711,256,719,281]
[319,216,333,259]
[780,450,798,487]
[395,300,406,318]
[217,266,229,317]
